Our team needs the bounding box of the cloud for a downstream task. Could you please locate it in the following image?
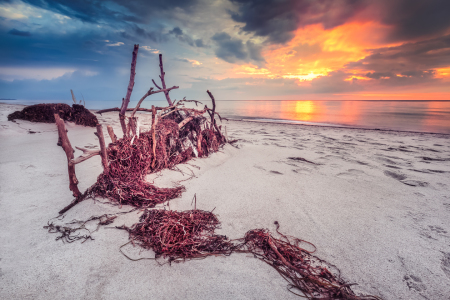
[310,71,362,93]
[230,0,450,45]
[169,26,183,36]
[230,0,366,44]
[375,0,450,42]
[0,66,76,81]
[106,42,124,47]
[8,28,31,36]
[169,26,207,48]
[18,0,199,24]
[175,58,202,66]
[211,32,247,63]
[246,40,265,62]
[141,46,159,53]
[347,34,450,77]
[211,32,264,64]
[194,39,205,47]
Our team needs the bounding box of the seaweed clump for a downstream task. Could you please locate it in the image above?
[8,103,98,127]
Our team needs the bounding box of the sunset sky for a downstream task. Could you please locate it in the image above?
[1,0,450,101]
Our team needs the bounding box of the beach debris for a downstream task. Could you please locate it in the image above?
[119,209,236,262]
[55,44,227,213]
[118,209,381,299]
[45,210,136,243]
[8,103,98,127]
[240,222,381,299]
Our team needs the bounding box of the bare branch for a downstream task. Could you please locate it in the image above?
[158,54,173,106]
[131,88,154,118]
[70,89,77,104]
[178,116,194,129]
[96,124,109,171]
[54,113,81,198]
[120,44,139,116]
[107,125,117,143]
[152,79,162,90]
[70,147,101,166]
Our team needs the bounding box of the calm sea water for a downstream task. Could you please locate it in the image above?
[4,99,450,134]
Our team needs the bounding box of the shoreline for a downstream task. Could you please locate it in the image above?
[1,102,450,299]
[0,100,450,135]
[3,101,448,136]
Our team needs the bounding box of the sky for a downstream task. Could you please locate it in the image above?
[0,0,450,102]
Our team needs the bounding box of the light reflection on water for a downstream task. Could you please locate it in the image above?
[4,99,450,134]
[215,100,450,134]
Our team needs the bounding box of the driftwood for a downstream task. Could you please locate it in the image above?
[96,124,109,171]
[107,125,117,143]
[54,114,81,198]
[56,48,227,214]
[157,54,173,105]
[70,89,77,104]
[70,147,100,166]
[119,44,139,137]
[207,90,225,142]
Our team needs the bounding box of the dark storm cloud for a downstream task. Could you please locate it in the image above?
[194,39,205,47]
[169,27,207,48]
[348,34,450,76]
[18,0,199,24]
[378,0,450,42]
[211,32,247,63]
[169,27,183,36]
[230,0,366,44]
[211,32,264,63]
[230,0,450,44]
[8,28,32,36]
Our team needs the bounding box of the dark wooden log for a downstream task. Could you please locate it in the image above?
[96,124,109,171]
[54,113,81,198]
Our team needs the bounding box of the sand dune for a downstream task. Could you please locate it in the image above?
[1,103,449,299]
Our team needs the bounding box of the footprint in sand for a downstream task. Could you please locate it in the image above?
[292,168,312,175]
[383,170,428,187]
[403,274,427,292]
[442,252,450,279]
[336,169,365,178]
[269,170,283,175]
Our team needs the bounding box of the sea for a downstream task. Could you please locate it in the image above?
[3,99,450,134]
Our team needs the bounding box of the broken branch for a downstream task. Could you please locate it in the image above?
[70,147,101,166]
[54,113,81,198]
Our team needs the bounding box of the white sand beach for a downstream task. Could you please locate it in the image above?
[1,102,450,300]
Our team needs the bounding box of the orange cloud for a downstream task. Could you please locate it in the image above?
[232,21,399,82]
